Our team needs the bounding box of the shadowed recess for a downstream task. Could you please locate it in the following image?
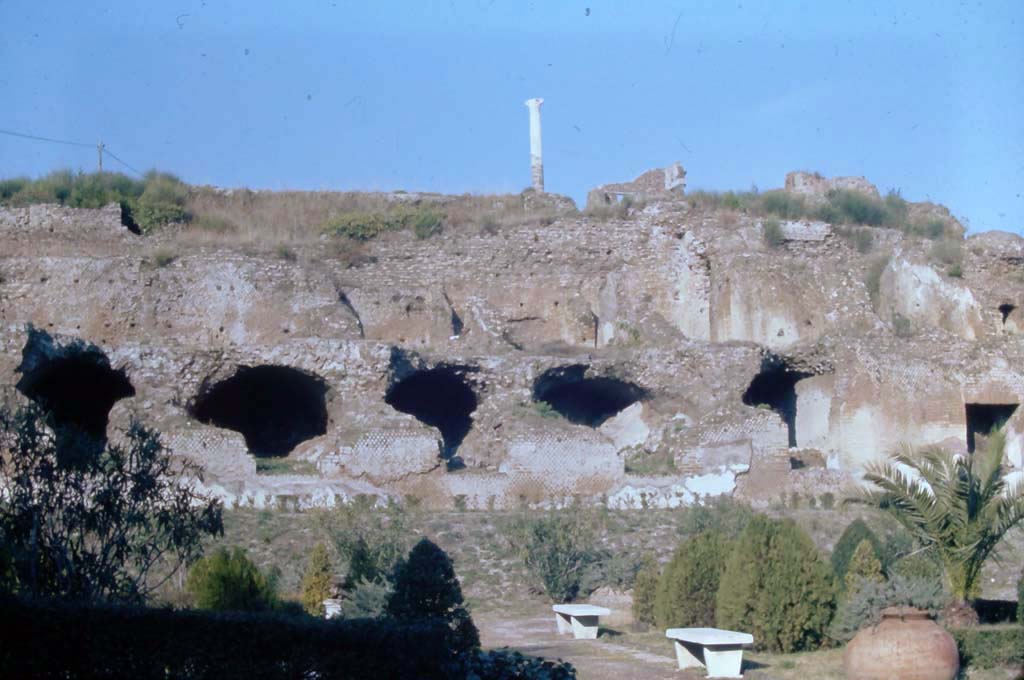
[965,403,1018,453]
[16,353,135,442]
[532,364,646,428]
[190,365,328,458]
[742,362,813,448]
[384,366,477,467]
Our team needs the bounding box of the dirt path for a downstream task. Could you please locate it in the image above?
[476,608,696,680]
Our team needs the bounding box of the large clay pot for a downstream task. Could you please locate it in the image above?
[844,607,959,680]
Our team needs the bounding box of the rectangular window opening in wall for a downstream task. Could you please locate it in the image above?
[965,403,1018,454]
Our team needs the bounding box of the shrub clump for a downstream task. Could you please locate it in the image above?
[676,497,754,539]
[716,516,836,653]
[832,519,886,585]
[655,531,731,628]
[829,574,945,641]
[762,218,784,248]
[952,627,1024,669]
[186,547,278,612]
[320,206,445,241]
[631,555,660,626]
[505,509,600,602]
[844,539,884,591]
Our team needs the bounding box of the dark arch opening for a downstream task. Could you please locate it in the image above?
[999,304,1016,324]
[965,403,1018,453]
[190,365,329,458]
[16,353,135,443]
[384,366,477,469]
[742,362,813,448]
[532,364,647,428]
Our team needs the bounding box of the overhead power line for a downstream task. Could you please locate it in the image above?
[0,127,94,148]
[0,126,145,177]
[102,148,144,177]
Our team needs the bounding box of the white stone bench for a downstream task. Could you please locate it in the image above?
[665,627,753,678]
[552,604,611,639]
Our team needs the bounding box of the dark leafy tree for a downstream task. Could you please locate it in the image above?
[0,405,223,603]
[387,538,479,653]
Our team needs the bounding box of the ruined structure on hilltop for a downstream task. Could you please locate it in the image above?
[2,171,1022,510]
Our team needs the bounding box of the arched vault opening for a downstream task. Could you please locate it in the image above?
[384,366,478,468]
[532,364,646,428]
[190,365,329,458]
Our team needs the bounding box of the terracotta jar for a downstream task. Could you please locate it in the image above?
[844,606,959,680]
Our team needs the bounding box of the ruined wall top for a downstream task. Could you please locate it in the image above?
[784,171,880,201]
[586,162,687,210]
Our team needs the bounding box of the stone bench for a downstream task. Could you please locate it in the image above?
[552,604,611,639]
[665,627,753,678]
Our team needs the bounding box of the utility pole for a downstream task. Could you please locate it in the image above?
[97,141,104,173]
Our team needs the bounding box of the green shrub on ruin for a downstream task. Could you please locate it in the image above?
[655,531,731,628]
[716,516,836,653]
[763,218,784,248]
[631,554,660,626]
[759,190,806,219]
[300,542,335,616]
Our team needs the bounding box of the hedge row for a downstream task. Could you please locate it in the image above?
[952,626,1024,669]
[0,596,458,679]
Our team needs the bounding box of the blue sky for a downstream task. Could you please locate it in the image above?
[1,0,1022,234]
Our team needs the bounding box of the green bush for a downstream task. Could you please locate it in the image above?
[387,538,479,654]
[413,209,444,239]
[655,531,731,628]
[0,177,28,202]
[631,555,660,626]
[889,549,944,581]
[952,627,1024,669]
[829,575,945,641]
[300,543,335,616]
[677,497,754,539]
[716,516,836,653]
[832,519,885,585]
[186,547,278,612]
[947,264,962,278]
[763,218,784,248]
[844,539,884,590]
[0,595,467,679]
[820,189,887,226]
[759,190,806,219]
[317,498,411,589]
[505,510,601,602]
[341,577,392,619]
[321,206,446,241]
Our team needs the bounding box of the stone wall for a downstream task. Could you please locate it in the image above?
[3,175,1024,509]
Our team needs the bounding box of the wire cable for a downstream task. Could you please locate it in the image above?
[102,149,144,177]
[0,127,95,148]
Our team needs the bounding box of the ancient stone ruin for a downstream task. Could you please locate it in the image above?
[2,170,1023,510]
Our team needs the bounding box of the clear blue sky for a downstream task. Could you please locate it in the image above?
[1,0,1022,234]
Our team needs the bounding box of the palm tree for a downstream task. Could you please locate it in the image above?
[849,431,1024,614]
